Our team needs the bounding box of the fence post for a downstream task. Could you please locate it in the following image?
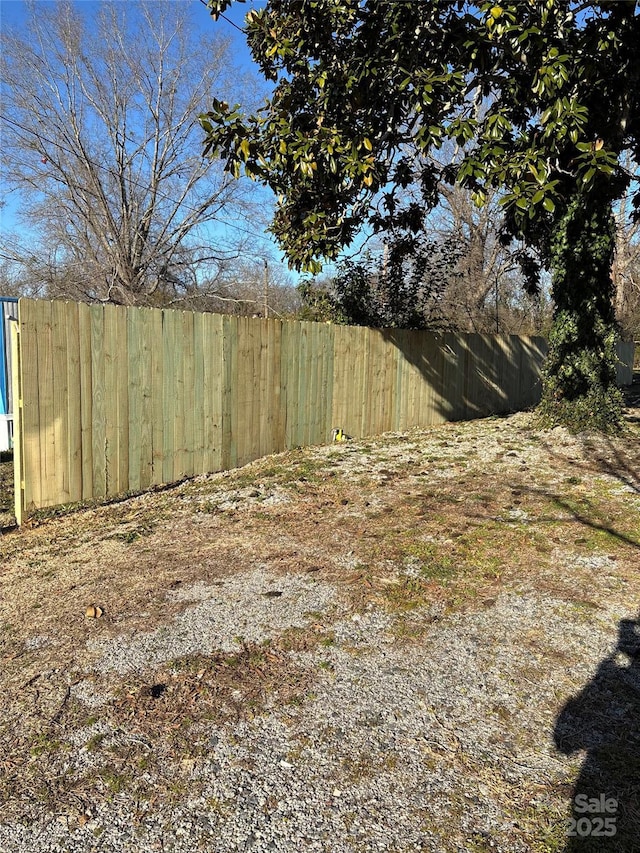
[10,312,24,526]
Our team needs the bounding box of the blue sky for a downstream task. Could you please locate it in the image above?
[0,0,262,67]
[0,0,306,283]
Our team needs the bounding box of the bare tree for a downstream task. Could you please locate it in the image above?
[191,257,301,318]
[613,156,640,340]
[0,0,260,306]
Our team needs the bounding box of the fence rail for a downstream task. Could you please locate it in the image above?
[10,299,634,522]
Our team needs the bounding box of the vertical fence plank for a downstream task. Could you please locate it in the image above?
[192,310,205,477]
[10,314,24,525]
[249,317,261,464]
[248,318,261,466]
[282,321,296,448]
[331,324,348,435]
[162,308,176,485]
[412,331,431,428]
[206,312,224,473]
[234,316,250,467]
[290,320,302,447]
[102,305,120,497]
[425,333,445,426]
[173,312,187,480]
[376,332,394,435]
[296,322,309,447]
[407,331,422,429]
[150,308,164,486]
[308,323,319,442]
[36,300,57,506]
[50,301,70,504]
[137,309,154,491]
[77,303,93,500]
[200,312,212,474]
[181,311,195,478]
[355,326,368,437]
[90,305,106,497]
[110,306,128,495]
[257,319,268,460]
[222,314,237,469]
[365,329,379,436]
[303,321,314,445]
[518,336,546,409]
[441,333,464,422]
[463,333,483,419]
[272,319,286,452]
[64,302,82,503]
[19,300,41,511]
[310,321,323,443]
[615,341,635,386]
[317,323,333,444]
[393,329,409,431]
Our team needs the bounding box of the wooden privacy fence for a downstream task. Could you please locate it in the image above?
[9,298,632,522]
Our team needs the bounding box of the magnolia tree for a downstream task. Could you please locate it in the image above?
[202,0,640,431]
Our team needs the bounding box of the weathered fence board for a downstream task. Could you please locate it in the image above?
[11,298,635,520]
[616,341,635,386]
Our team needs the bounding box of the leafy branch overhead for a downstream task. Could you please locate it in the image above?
[202,1,640,274]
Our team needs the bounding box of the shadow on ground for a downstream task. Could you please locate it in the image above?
[554,614,640,852]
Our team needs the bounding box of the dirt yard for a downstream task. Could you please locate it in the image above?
[0,452,13,527]
[1,388,639,853]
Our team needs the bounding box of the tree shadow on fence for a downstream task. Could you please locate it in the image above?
[375,329,547,425]
[554,614,640,852]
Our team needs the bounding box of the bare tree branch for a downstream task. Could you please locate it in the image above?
[0,0,265,305]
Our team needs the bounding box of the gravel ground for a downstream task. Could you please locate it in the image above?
[0,593,633,853]
[1,389,639,853]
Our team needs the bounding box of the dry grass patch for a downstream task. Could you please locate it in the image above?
[1,639,318,825]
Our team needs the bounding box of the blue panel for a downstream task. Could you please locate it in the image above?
[0,299,17,416]
[0,305,6,415]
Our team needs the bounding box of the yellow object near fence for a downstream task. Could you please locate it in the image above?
[9,299,634,523]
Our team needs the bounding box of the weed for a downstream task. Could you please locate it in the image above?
[29,732,62,757]
[402,543,457,582]
[85,733,106,752]
[381,576,437,611]
[112,523,156,543]
[97,766,130,795]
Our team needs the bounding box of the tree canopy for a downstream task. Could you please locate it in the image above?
[203,0,639,270]
[202,0,640,431]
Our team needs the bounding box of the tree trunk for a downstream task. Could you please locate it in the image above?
[539,183,623,432]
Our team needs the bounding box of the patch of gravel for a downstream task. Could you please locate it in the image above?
[0,590,630,853]
[177,476,293,512]
[87,568,339,676]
